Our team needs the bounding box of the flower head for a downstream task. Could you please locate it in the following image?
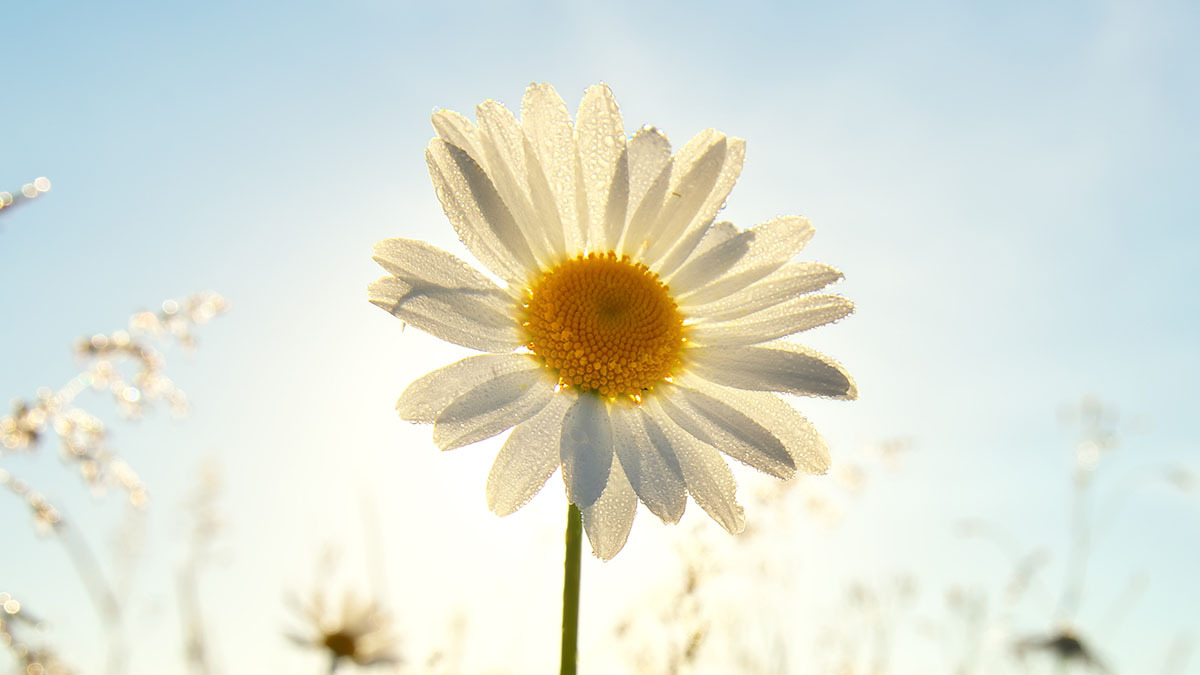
[286,591,399,669]
[1016,627,1109,673]
[370,83,855,558]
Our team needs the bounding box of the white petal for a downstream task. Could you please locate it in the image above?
[678,216,815,307]
[574,84,627,252]
[522,134,568,259]
[373,238,513,296]
[397,354,543,423]
[572,148,590,252]
[678,220,737,262]
[652,138,746,278]
[368,276,521,352]
[476,100,557,266]
[601,151,629,253]
[624,126,672,227]
[688,294,854,347]
[687,343,857,399]
[521,83,583,254]
[643,401,745,534]
[682,261,844,319]
[433,369,556,450]
[610,404,686,524]
[476,101,528,182]
[559,392,614,509]
[426,139,539,283]
[580,457,637,560]
[641,131,727,267]
[664,225,752,296]
[486,393,574,516]
[431,109,481,161]
[618,155,673,259]
[681,378,831,474]
[657,384,796,479]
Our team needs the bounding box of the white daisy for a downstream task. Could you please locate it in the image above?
[370,83,855,559]
[285,591,399,669]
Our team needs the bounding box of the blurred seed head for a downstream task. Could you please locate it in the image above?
[286,590,400,669]
[1015,627,1109,672]
[0,293,225,508]
[0,593,74,675]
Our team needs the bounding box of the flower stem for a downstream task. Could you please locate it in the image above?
[560,503,583,675]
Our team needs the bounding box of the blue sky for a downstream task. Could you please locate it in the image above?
[3,0,1198,672]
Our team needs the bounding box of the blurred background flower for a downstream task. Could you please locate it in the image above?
[285,591,399,672]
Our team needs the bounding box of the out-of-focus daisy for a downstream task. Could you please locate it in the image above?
[370,82,855,559]
[285,591,399,671]
[1015,627,1109,673]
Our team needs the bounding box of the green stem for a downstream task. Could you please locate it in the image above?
[560,503,583,675]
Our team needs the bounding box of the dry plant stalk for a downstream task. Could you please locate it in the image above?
[0,591,75,675]
[1,292,227,506]
[0,292,226,674]
[613,438,912,674]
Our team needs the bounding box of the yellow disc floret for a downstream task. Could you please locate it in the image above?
[524,251,685,399]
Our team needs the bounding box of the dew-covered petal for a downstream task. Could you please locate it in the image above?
[368,276,521,352]
[657,384,796,479]
[610,404,686,524]
[643,401,745,534]
[580,457,637,560]
[426,139,539,283]
[523,135,568,258]
[652,138,746,279]
[432,369,556,450]
[431,109,481,162]
[624,126,672,228]
[680,377,831,474]
[619,155,673,259]
[575,84,627,252]
[475,100,557,266]
[521,83,583,254]
[572,150,590,252]
[678,220,737,263]
[682,261,844,320]
[396,354,540,423]
[600,150,629,253]
[640,131,727,268]
[664,226,752,296]
[476,101,528,182]
[687,343,857,400]
[560,393,614,509]
[678,216,815,307]
[486,393,574,516]
[373,238,513,296]
[689,294,854,347]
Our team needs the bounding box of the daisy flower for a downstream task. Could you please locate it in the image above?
[370,83,855,560]
[286,591,399,670]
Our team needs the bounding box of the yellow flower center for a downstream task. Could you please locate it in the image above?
[523,251,685,400]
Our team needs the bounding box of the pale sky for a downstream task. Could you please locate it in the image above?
[2,1,1198,673]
